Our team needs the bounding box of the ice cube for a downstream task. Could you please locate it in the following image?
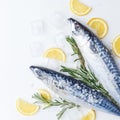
[48,12,67,31]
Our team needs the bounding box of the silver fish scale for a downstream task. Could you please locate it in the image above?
[69,17,120,94]
[89,36,120,90]
[30,66,120,116]
[50,71,120,115]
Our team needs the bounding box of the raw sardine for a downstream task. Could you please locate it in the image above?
[68,18,120,104]
[30,66,120,116]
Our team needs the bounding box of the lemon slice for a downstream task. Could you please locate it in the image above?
[16,98,39,116]
[87,18,108,39]
[43,48,66,62]
[70,0,92,16]
[112,35,120,57]
[38,89,52,101]
[81,109,96,120]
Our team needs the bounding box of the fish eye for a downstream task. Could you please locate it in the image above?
[75,22,80,30]
[34,68,42,78]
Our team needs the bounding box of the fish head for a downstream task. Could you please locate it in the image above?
[30,66,61,90]
[30,66,50,84]
[68,18,91,46]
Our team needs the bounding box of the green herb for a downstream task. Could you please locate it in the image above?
[32,36,118,120]
[66,36,85,69]
[61,36,118,106]
[32,93,80,120]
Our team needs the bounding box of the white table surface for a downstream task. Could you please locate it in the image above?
[1,0,120,119]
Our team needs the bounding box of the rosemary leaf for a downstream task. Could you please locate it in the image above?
[66,36,85,69]
[32,92,79,120]
[61,36,118,106]
[57,107,68,120]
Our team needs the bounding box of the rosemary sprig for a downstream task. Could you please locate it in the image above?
[61,36,117,105]
[61,66,107,94]
[32,93,80,120]
[66,36,85,69]
[32,36,118,120]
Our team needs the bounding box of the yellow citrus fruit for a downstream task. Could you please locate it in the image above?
[87,18,108,39]
[112,35,120,57]
[16,98,39,116]
[81,109,96,120]
[43,48,66,62]
[70,0,92,16]
[38,89,52,101]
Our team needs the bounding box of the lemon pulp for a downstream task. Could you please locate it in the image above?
[43,48,66,62]
[38,89,52,101]
[112,35,120,57]
[70,0,91,16]
[16,98,39,116]
[87,18,108,39]
[81,109,96,120]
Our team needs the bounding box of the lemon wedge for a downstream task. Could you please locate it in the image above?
[112,35,120,57]
[38,89,52,101]
[87,18,108,39]
[43,48,66,62]
[81,109,96,120]
[70,0,91,16]
[16,98,39,116]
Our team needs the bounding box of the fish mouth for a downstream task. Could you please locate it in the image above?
[30,66,35,71]
[30,66,39,73]
[68,18,77,24]
[67,18,79,29]
[68,18,83,36]
[30,66,42,79]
